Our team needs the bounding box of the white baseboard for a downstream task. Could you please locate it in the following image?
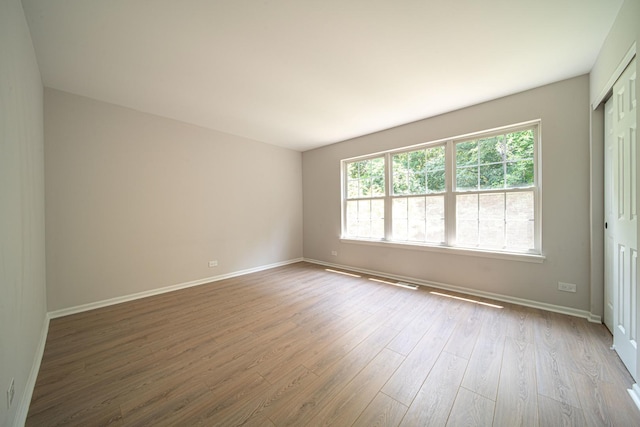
[587,313,603,324]
[629,384,640,412]
[48,258,303,319]
[14,313,50,427]
[304,258,601,323]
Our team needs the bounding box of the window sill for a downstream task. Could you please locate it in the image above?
[339,238,545,263]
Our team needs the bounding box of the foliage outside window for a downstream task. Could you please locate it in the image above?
[342,122,540,255]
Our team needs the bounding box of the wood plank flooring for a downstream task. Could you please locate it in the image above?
[27,262,640,426]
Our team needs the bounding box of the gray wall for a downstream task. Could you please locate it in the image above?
[303,75,592,312]
[0,0,47,425]
[45,89,303,311]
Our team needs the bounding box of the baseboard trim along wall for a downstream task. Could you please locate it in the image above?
[304,258,603,324]
[48,258,304,319]
[15,315,50,427]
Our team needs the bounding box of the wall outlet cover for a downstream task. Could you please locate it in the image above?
[558,282,577,293]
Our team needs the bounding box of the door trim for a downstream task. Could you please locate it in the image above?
[593,42,636,110]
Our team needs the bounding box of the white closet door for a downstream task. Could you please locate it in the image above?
[605,57,637,380]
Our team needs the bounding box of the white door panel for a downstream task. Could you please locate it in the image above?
[606,58,637,381]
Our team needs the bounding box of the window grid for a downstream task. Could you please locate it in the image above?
[342,122,540,255]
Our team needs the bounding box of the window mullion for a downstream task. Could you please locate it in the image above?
[445,140,456,246]
[384,153,392,241]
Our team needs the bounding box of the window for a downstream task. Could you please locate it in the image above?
[391,146,446,244]
[341,122,541,257]
[345,157,385,239]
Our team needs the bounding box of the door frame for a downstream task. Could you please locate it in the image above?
[591,42,637,324]
[590,41,638,409]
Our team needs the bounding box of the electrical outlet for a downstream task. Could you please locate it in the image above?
[208,260,218,268]
[558,282,577,293]
[7,378,14,409]
[331,251,338,256]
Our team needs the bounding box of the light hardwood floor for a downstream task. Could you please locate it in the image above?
[27,262,640,426]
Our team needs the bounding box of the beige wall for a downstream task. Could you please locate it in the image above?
[0,0,47,425]
[45,89,303,311]
[303,75,592,312]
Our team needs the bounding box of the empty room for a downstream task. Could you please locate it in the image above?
[2,0,640,426]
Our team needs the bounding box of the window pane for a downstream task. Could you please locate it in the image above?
[393,171,408,195]
[347,179,359,199]
[457,194,478,219]
[408,197,426,220]
[346,158,385,198]
[372,219,385,239]
[426,220,445,243]
[409,150,426,171]
[410,172,426,194]
[456,141,477,167]
[506,192,534,220]
[371,199,385,238]
[394,149,431,196]
[505,130,534,161]
[479,194,505,248]
[393,153,409,195]
[425,196,444,218]
[347,162,358,179]
[479,219,505,248]
[392,198,409,241]
[358,161,371,197]
[357,221,371,238]
[393,219,408,240]
[371,199,385,221]
[506,160,534,188]
[358,200,371,220]
[456,194,478,246]
[346,200,358,236]
[479,163,504,189]
[345,199,385,239]
[427,170,445,193]
[393,198,408,219]
[479,193,504,220]
[408,219,426,241]
[506,220,534,249]
[426,146,445,171]
[392,196,444,243]
[408,198,426,241]
[370,157,386,196]
[457,220,478,246]
[479,136,504,164]
[506,191,534,250]
[457,166,478,191]
[425,196,445,243]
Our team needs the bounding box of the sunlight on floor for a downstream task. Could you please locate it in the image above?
[430,291,503,309]
[325,268,361,278]
[369,278,418,290]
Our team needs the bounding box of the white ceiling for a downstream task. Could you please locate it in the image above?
[22,0,623,151]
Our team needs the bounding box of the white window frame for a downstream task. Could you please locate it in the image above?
[340,120,544,263]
